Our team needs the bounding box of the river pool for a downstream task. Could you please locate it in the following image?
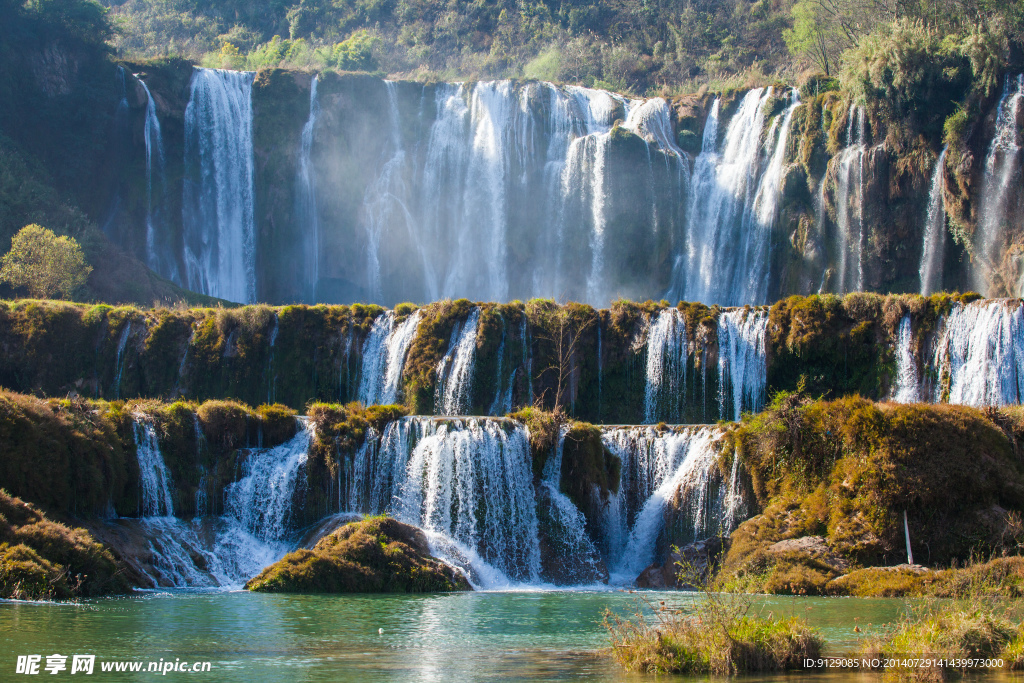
[0,589,945,681]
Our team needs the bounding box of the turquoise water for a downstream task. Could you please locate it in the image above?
[0,590,966,681]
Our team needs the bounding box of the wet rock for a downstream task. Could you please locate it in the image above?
[635,537,727,588]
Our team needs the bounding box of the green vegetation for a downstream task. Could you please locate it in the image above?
[0,490,129,599]
[0,225,92,300]
[96,0,1023,95]
[605,583,821,674]
[245,515,470,593]
[717,393,1024,595]
[862,598,1024,679]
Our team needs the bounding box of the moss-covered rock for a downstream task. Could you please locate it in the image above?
[244,516,470,593]
[717,395,1024,594]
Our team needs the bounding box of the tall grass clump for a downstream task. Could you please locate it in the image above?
[604,562,822,674]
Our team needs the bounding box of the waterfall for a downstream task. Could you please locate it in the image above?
[132,415,175,517]
[602,426,723,581]
[123,419,314,588]
[296,75,320,303]
[350,416,540,587]
[364,80,415,302]
[718,308,768,421]
[487,314,516,416]
[435,308,481,415]
[919,146,949,295]
[138,78,176,283]
[538,426,603,584]
[835,105,867,293]
[112,321,132,399]
[357,310,422,406]
[932,300,1024,406]
[974,75,1024,295]
[643,308,688,423]
[670,87,798,305]
[223,422,309,543]
[182,67,257,304]
[893,314,920,403]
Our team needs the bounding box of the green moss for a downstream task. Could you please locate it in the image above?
[245,515,469,593]
[718,397,1024,593]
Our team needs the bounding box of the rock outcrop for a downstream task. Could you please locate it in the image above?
[245,516,470,593]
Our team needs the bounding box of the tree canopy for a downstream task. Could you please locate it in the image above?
[0,224,92,300]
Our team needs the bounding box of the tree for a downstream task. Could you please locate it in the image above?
[784,0,850,76]
[0,225,92,300]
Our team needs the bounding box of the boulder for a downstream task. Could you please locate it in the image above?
[245,516,471,593]
[767,535,850,574]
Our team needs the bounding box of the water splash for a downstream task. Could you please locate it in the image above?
[112,321,133,399]
[358,416,541,587]
[182,68,257,304]
[670,88,798,305]
[932,300,1024,405]
[835,105,868,293]
[138,78,177,283]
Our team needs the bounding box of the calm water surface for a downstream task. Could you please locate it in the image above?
[0,590,1009,681]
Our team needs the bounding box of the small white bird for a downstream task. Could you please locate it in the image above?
[378,628,384,635]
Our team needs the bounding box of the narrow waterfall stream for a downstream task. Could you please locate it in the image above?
[919,146,948,295]
[974,74,1024,295]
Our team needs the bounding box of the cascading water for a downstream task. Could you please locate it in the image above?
[835,105,867,293]
[602,426,724,581]
[643,308,688,423]
[182,67,257,304]
[133,416,175,517]
[717,308,768,421]
[296,76,321,303]
[931,300,1024,406]
[123,418,313,588]
[435,308,481,415]
[668,87,800,305]
[345,416,540,587]
[357,310,422,406]
[537,427,603,584]
[919,146,949,295]
[974,74,1024,295]
[893,314,920,403]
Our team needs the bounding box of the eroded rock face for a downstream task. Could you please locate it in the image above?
[245,516,471,593]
